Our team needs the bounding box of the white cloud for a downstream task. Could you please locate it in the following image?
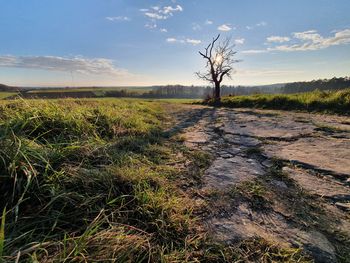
[144,12,167,20]
[205,20,213,25]
[235,38,245,45]
[218,24,232,32]
[256,21,267,27]
[242,49,268,54]
[106,16,130,22]
[162,5,183,14]
[160,28,168,33]
[276,29,350,51]
[186,39,201,45]
[192,23,202,31]
[166,37,201,45]
[266,36,290,43]
[292,30,322,42]
[246,22,267,30]
[145,23,157,29]
[0,55,129,76]
[236,69,303,77]
[244,28,350,54]
[141,4,183,20]
[166,38,180,43]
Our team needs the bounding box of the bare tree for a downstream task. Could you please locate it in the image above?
[196,34,239,101]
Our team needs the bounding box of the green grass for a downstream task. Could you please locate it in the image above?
[0,93,17,99]
[26,86,153,94]
[207,89,350,115]
[0,98,195,262]
[145,98,200,103]
[0,98,313,262]
[0,208,5,262]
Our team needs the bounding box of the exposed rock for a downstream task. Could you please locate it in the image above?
[173,105,350,262]
[271,180,288,189]
[203,156,263,189]
[264,137,350,177]
[283,167,350,202]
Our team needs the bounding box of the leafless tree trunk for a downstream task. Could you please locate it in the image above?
[196,34,239,102]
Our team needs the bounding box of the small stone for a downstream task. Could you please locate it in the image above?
[271,180,288,189]
[282,166,294,174]
[346,178,350,185]
[262,159,272,168]
[335,202,350,211]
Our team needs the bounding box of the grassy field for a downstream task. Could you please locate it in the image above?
[0,98,202,262]
[0,98,311,262]
[208,89,350,115]
[26,87,153,94]
[0,92,17,99]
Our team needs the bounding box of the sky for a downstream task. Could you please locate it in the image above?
[0,0,350,87]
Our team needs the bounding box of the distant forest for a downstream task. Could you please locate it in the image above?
[147,77,350,98]
[1,76,350,99]
[282,77,350,93]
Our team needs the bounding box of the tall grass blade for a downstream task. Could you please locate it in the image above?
[0,207,6,262]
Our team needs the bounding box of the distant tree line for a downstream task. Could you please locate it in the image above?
[282,77,350,93]
[142,85,212,98]
[141,77,350,98]
[140,84,284,98]
[4,76,350,100]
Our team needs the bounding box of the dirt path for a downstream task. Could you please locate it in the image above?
[167,104,350,262]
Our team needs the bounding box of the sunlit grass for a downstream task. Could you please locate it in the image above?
[0,98,312,262]
[26,86,153,93]
[0,92,17,99]
[208,89,350,115]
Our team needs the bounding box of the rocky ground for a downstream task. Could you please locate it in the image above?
[167,104,350,262]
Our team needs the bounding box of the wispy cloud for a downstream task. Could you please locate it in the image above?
[0,55,129,76]
[256,21,267,27]
[242,49,268,54]
[186,38,201,45]
[141,4,183,30]
[218,24,233,32]
[235,38,245,45]
[160,28,168,33]
[192,23,202,31]
[166,37,201,45]
[141,4,183,20]
[236,69,303,77]
[246,21,267,30]
[106,16,130,22]
[166,38,179,43]
[205,19,213,25]
[266,36,290,43]
[243,28,350,54]
[145,23,157,29]
[144,12,167,20]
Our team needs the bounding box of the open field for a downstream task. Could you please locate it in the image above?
[0,98,210,262]
[1,1,350,261]
[208,89,350,115]
[26,86,153,93]
[0,92,17,99]
[0,98,349,262]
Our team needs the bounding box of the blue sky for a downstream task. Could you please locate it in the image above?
[0,0,350,86]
